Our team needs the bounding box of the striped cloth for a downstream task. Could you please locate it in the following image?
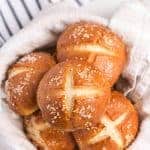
[0,0,88,47]
[0,0,126,47]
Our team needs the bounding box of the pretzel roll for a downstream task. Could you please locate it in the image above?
[57,22,126,86]
[13,52,55,72]
[73,91,139,150]
[37,60,110,131]
[5,52,55,116]
[24,111,75,150]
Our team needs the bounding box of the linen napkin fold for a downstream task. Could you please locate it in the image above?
[109,1,150,149]
[110,0,150,115]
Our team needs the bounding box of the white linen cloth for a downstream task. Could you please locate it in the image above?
[0,0,150,149]
[110,0,150,116]
[109,1,150,149]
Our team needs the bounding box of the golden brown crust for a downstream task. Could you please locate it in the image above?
[14,52,55,71]
[37,60,111,131]
[73,91,139,150]
[57,21,126,85]
[24,111,75,150]
[5,52,55,116]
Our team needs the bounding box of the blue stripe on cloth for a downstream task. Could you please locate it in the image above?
[35,0,42,10]
[0,32,6,42]
[6,0,23,29]
[20,0,33,20]
[0,10,13,36]
[74,0,82,6]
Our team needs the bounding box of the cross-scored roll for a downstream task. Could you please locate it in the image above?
[73,91,139,150]
[24,111,75,150]
[37,60,111,131]
[57,22,126,86]
[5,52,55,116]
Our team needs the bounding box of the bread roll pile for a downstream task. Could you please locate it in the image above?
[5,22,139,150]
